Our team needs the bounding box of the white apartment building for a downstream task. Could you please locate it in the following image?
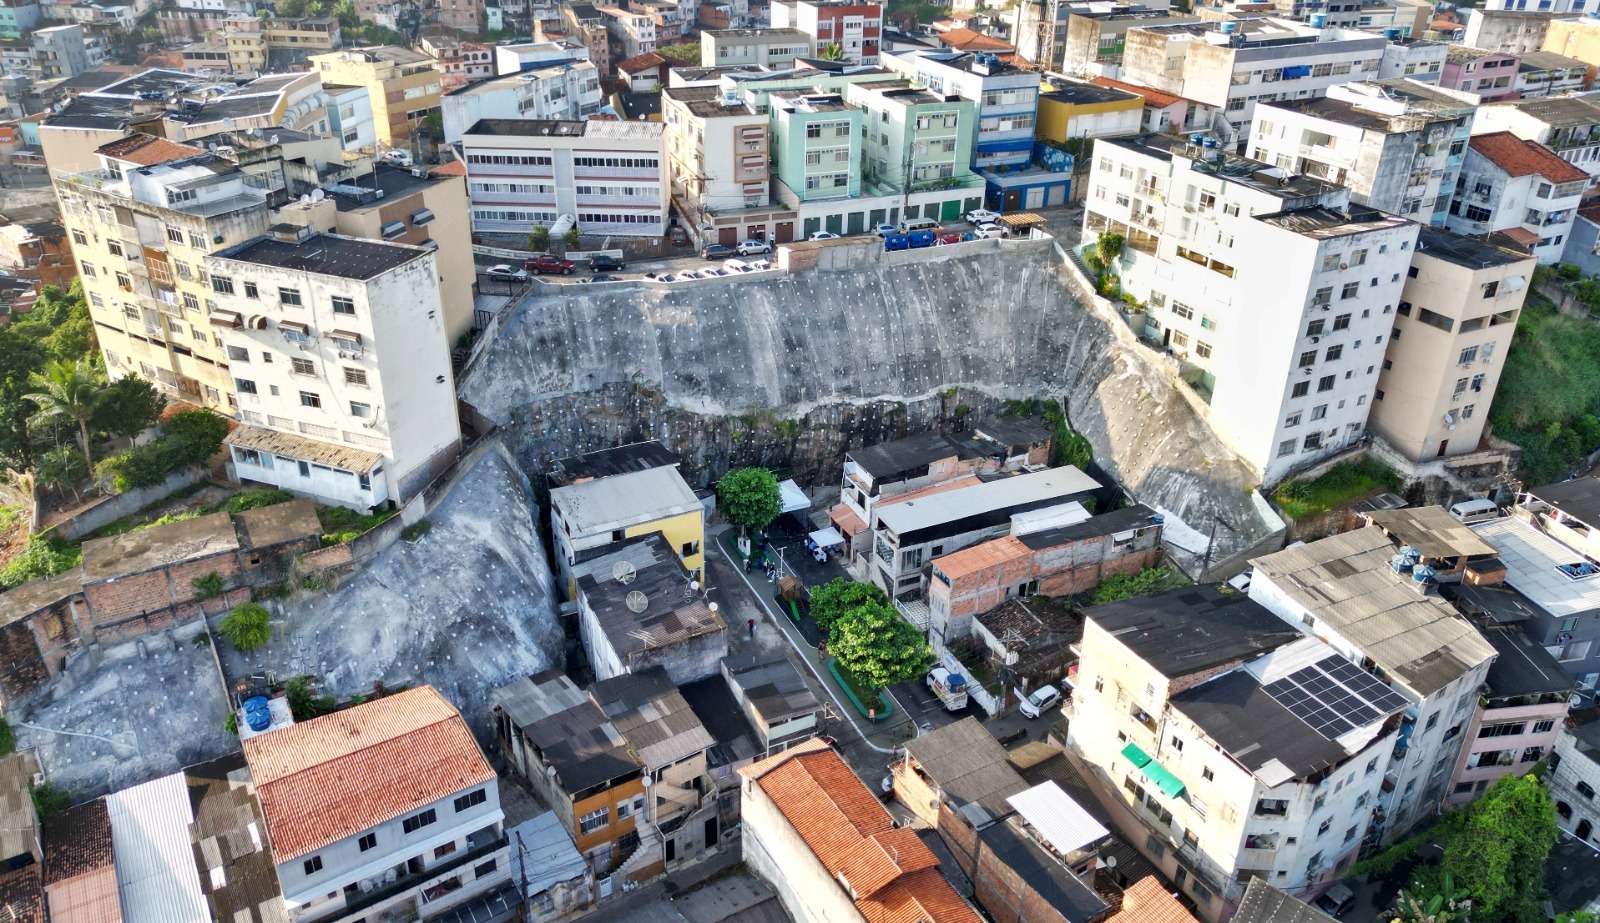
[1249,528,1498,837]
[596,7,657,60]
[1513,49,1590,98]
[1247,79,1474,224]
[662,84,771,219]
[1445,131,1590,263]
[1067,585,1409,919]
[1473,95,1600,179]
[1119,18,1386,141]
[1377,36,1447,84]
[242,687,512,923]
[1369,227,1531,464]
[701,27,813,66]
[208,230,462,510]
[462,118,668,238]
[770,0,884,64]
[440,63,604,143]
[492,39,590,76]
[1084,134,1417,485]
[1550,712,1600,847]
[882,48,1042,171]
[326,83,377,153]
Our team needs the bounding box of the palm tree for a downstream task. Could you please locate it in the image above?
[25,358,108,489]
[819,42,846,61]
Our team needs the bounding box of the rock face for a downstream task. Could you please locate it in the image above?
[461,240,1276,558]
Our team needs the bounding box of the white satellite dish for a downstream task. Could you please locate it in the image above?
[311,189,325,201]
[626,590,649,613]
[612,561,636,584]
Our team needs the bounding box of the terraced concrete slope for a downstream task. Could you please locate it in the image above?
[461,240,1276,558]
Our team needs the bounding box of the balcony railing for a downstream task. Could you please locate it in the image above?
[337,836,507,921]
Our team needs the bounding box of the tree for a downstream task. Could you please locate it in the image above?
[1097,230,1125,266]
[716,467,780,538]
[563,224,582,248]
[655,39,701,66]
[25,358,107,483]
[34,445,86,504]
[275,0,307,15]
[219,602,272,652]
[819,41,846,61]
[828,598,934,691]
[91,376,165,441]
[1438,774,1557,923]
[1385,872,1472,923]
[808,577,888,634]
[527,223,550,252]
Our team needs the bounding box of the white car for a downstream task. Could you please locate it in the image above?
[484,264,527,281]
[676,269,703,280]
[381,149,414,167]
[748,259,772,271]
[723,258,751,273]
[736,240,772,256]
[1018,685,1061,719]
[809,231,840,241]
[966,208,1000,225]
[700,266,727,277]
[973,222,1006,239]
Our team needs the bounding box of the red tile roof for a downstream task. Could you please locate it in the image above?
[936,28,1013,51]
[1108,876,1200,923]
[93,133,204,167]
[430,160,467,176]
[0,866,42,923]
[616,51,667,73]
[1089,77,1183,109]
[933,535,1030,580]
[42,800,113,886]
[242,686,495,861]
[1469,131,1590,184]
[740,740,981,923]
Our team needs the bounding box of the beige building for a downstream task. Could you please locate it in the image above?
[221,15,341,75]
[311,46,443,147]
[662,85,772,228]
[1369,227,1531,462]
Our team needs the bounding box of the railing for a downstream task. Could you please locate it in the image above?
[337,837,507,921]
[299,421,338,439]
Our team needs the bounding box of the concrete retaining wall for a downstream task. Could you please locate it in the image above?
[38,468,204,541]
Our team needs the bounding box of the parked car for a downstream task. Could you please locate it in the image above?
[1018,685,1061,719]
[1312,883,1356,917]
[809,231,840,241]
[677,269,704,280]
[965,208,1000,225]
[588,254,625,272]
[381,149,414,167]
[700,266,727,277]
[973,222,1006,239]
[936,231,965,245]
[748,259,772,271]
[723,258,751,273]
[525,253,576,275]
[874,223,899,238]
[702,243,736,260]
[926,667,969,711]
[578,274,617,284]
[736,240,772,255]
[651,272,678,282]
[484,264,527,281]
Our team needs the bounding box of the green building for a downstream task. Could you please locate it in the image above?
[845,79,978,199]
[770,91,864,201]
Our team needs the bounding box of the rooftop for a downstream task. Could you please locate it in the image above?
[1528,476,1600,528]
[573,536,725,661]
[706,26,811,37]
[464,117,665,138]
[0,867,40,923]
[591,666,715,769]
[1416,225,1531,269]
[505,813,587,899]
[184,753,284,923]
[1088,76,1183,109]
[550,464,701,535]
[241,686,496,861]
[722,652,821,727]
[489,670,641,793]
[234,498,321,550]
[974,596,1082,651]
[330,164,453,212]
[874,468,1100,538]
[903,717,1029,821]
[677,673,762,769]
[977,820,1110,922]
[1479,623,1575,699]
[1363,505,1500,559]
[1483,94,1600,128]
[1249,528,1497,695]
[664,84,762,117]
[1084,584,1302,680]
[224,427,382,476]
[935,28,1014,52]
[325,44,431,65]
[1102,134,1338,201]
[1017,502,1161,551]
[107,772,207,923]
[1470,131,1590,184]
[1517,49,1587,71]
[80,511,237,582]
[1233,878,1337,923]
[933,534,1029,580]
[552,440,679,484]
[1005,781,1110,858]
[1255,204,1413,240]
[95,133,204,167]
[1107,876,1200,923]
[214,233,427,282]
[1445,44,1509,62]
[1471,517,1600,618]
[616,50,668,72]
[1040,79,1142,107]
[42,798,113,887]
[0,752,37,865]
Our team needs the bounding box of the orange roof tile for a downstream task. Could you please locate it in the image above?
[861,868,983,923]
[616,51,667,72]
[1500,226,1541,246]
[830,503,868,537]
[936,28,1013,51]
[874,475,983,508]
[1089,77,1182,109]
[1108,876,1200,923]
[430,160,467,176]
[1469,131,1590,184]
[94,133,204,167]
[932,535,1030,580]
[242,686,495,861]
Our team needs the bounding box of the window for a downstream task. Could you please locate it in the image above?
[1299,350,1318,368]
[1579,781,1596,800]
[1341,282,1360,299]
[1172,302,1194,320]
[1534,719,1555,734]
[1292,381,1309,399]
[1278,439,1297,457]
[1196,341,1212,359]
[189,230,206,249]
[454,788,487,812]
[279,287,302,307]
[303,856,322,875]
[244,281,258,299]
[182,292,199,312]
[359,833,377,852]
[212,276,235,294]
[344,367,368,387]
[579,807,610,834]
[1286,412,1302,428]
[331,296,356,315]
[1202,767,1214,781]
[402,809,437,834]
[1325,345,1343,362]
[106,240,123,257]
[1313,286,1333,305]
[166,226,184,244]
[291,358,315,376]
[299,391,322,409]
[235,378,258,395]
[350,401,373,418]
[1307,320,1326,338]
[434,842,457,860]
[1318,375,1335,393]
[1304,433,1323,451]
[227,346,249,362]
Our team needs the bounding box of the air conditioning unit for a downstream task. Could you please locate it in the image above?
[1310,335,1320,343]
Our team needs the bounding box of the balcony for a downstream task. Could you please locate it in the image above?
[337,835,507,922]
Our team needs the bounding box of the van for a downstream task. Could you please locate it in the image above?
[1448,497,1499,525]
[899,217,940,234]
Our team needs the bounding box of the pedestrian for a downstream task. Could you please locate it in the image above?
[747,618,755,637]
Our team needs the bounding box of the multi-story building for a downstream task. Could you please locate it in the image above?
[1550,709,1600,847]
[242,686,512,923]
[222,14,267,72]
[882,49,1041,175]
[1249,528,1498,838]
[461,118,668,238]
[1368,227,1530,463]
[770,89,865,202]
[770,0,883,64]
[1513,49,1590,97]
[846,78,978,197]
[310,46,442,147]
[1474,96,1600,179]
[0,0,40,39]
[1036,78,1145,142]
[702,27,813,66]
[440,64,604,143]
[436,0,482,33]
[547,462,705,597]
[1445,131,1589,264]
[1058,8,1201,77]
[1067,584,1409,919]
[1377,36,1447,83]
[1462,8,1554,56]
[1439,46,1521,101]
[1084,134,1417,484]
[1118,19,1386,141]
[421,36,496,88]
[662,84,772,233]
[31,23,92,78]
[325,82,377,152]
[492,38,591,75]
[572,535,728,684]
[596,7,657,60]
[1247,80,1474,226]
[1543,14,1600,71]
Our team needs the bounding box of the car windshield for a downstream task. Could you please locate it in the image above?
[1029,689,1053,706]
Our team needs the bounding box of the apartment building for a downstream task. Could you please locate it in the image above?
[310,46,442,146]
[207,231,462,509]
[846,79,978,196]
[661,84,772,233]
[882,49,1041,173]
[1378,36,1447,83]
[1368,227,1530,463]
[0,0,39,39]
[461,118,668,238]
[1036,78,1145,144]
[440,64,604,143]
[702,27,813,66]
[1445,131,1589,264]
[1462,8,1555,56]
[1473,95,1600,178]
[596,7,657,60]
[1246,79,1474,224]
[1439,46,1521,102]
[770,89,864,202]
[1544,14,1600,69]
[1118,19,1386,140]
[1514,49,1590,97]
[1550,709,1600,847]
[242,687,511,923]
[572,535,728,684]
[1058,8,1201,77]
[31,23,93,78]
[1067,585,1407,918]
[325,83,376,152]
[1084,134,1417,484]
[770,0,883,64]
[548,463,705,597]
[436,0,482,33]
[421,36,496,88]
[722,653,824,756]
[1249,528,1498,837]
[493,39,591,75]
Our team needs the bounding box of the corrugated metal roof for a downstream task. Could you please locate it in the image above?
[874,468,1100,536]
[107,773,208,923]
[1006,782,1109,857]
[550,466,701,535]
[225,425,382,475]
[507,813,588,899]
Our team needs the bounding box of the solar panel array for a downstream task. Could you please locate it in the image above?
[1263,656,1410,739]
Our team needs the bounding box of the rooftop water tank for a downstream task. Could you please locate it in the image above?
[242,696,272,733]
[1220,20,1238,34]
[1188,133,1206,147]
[1412,564,1437,585]
[1203,137,1220,150]
[1309,13,1327,27]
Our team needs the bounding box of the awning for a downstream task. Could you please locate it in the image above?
[809,527,845,548]
[278,320,309,335]
[410,207,435,225]
[381,220,406,238]
[328,329,362,346]
[830,502,867,536]
[208,309,242,328]
[779,478,809,514]
[1120,742,1152,768]
[1139,759,1186,799]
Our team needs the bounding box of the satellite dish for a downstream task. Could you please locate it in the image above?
[612,561,636,584]
[707,601,719,612]
[299,194,311,204]
[626,590,649,613]
[311,189,325,201]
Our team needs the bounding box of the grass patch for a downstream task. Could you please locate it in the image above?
[1087,566,1190,606]
[1272,457,1400,521]
[0,716,13,756]
[317,506,394,546]
[1490,292,1600,484]
[86,487,295,541]
[833,659,889,716]
[400,519,432,542]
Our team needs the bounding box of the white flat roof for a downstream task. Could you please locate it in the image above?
[108,772,208,923]
[1472,517,1600,617]
[1007,781,1108,856]
[874,468,1099,536]
[551,465,702,534]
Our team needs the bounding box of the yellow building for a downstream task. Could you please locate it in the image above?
[310,46,443,147]
[549,465,707,599]
[1034,77,1145,143]
[1544,17,1600,77]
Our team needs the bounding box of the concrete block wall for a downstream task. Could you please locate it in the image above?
[82,549,241,629]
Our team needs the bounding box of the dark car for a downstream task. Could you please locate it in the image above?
[588,254,625,272]
[701,243,736,260]
[525,253,575,275]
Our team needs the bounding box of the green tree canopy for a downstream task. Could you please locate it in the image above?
[25,357,108,482]
[219,602,272,652]
[654,39,701,66]
[818,41,846,61]
[91,376,165,441]
[717,467,781,536]
[808,577,888,634]
[828,597,934,691]
[1437,774,1557,923]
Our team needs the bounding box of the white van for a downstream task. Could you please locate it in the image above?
[899,217,940,233]
[1448,497,1499,524]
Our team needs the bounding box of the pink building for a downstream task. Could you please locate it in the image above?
[1441,46,1522,101]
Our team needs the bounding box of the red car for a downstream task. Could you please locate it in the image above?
[525,254,575,275]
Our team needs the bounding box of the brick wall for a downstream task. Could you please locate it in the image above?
[82,548,241,630]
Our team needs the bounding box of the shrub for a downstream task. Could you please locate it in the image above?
[1088,566,1190,606]
[219,602,272,652]
[94,409,230,492]
[29,782,70,819]
[401,519,432,542]
[0,716,13,756]
[192,571,225,600]
[225,489,294,513]
[0,534,82,589]
[285,675,337,722]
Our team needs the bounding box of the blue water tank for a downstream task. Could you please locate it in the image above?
[1309,13,1327,27]
[1412,564,1437,585]
[1188,133,1206,147]
[1220,20,1238,34]
[242,696,271,732]
[1203,137,1220,150]
[1383,27,1401,40]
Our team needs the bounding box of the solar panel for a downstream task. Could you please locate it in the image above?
[1264,655,1410,740]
